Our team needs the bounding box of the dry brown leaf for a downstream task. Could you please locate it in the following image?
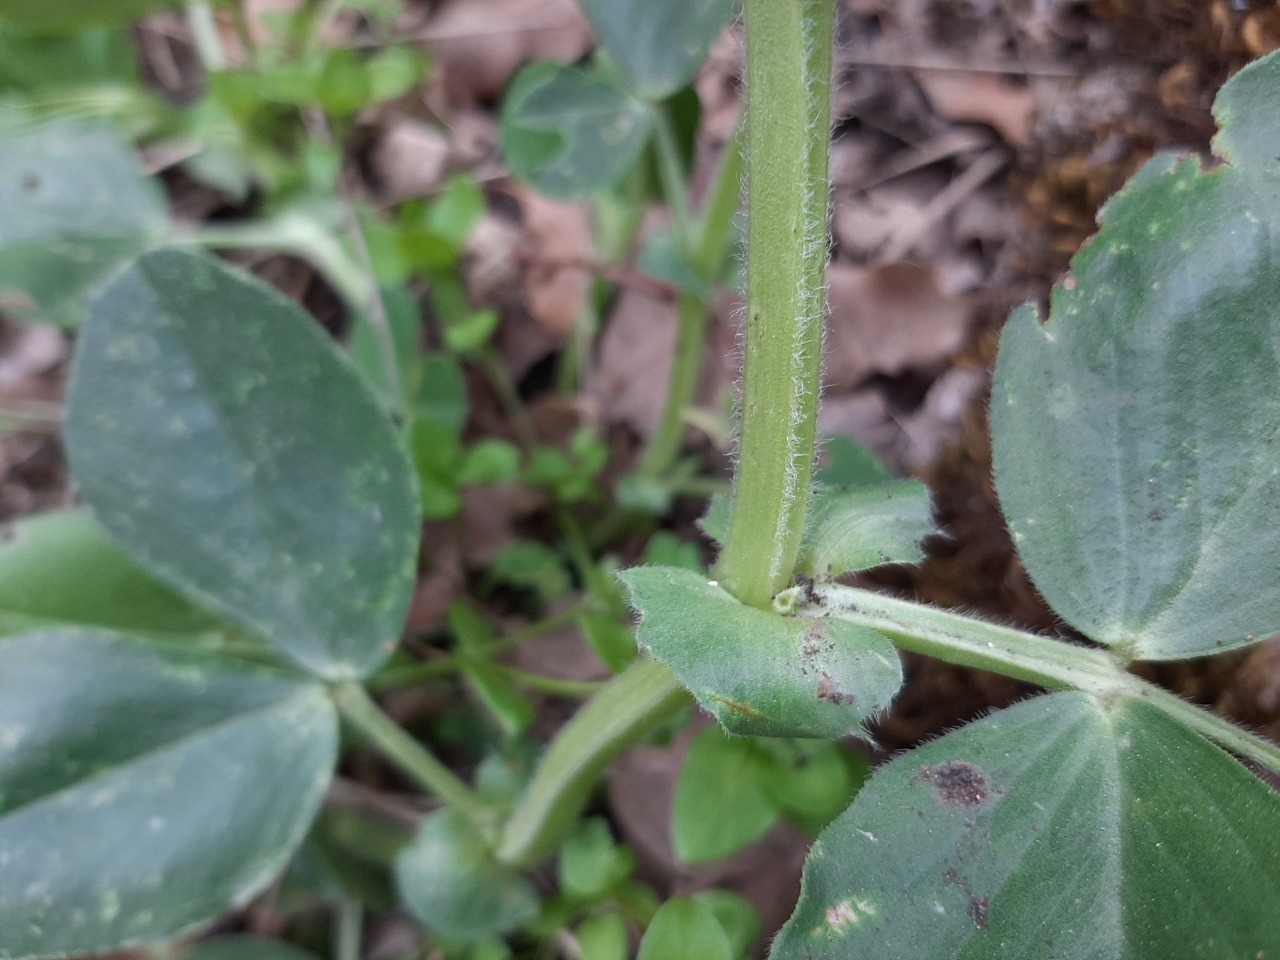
[832,174,946,261]
[0,326,64,387]
[512,187,594,337]
[422,0,592,106]
[586,287,678,439]
[507,620,609,684]
[607,722,811,943]
[1244,9,1280,56]
[459,481,545,568]
[406,532,464,635]
[825,261,973,389]
[373,119,450,202]
[816,390,902,468]
[914,70,1036,146]
[693,27,744,145]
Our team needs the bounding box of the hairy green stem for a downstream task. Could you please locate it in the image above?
[814,584,1124,693]
[714,0,835,608]
[330,682,487,826]
[495,656,689,867]
[813,583,1280,774]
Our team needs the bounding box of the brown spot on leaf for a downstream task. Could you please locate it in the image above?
[707,694,770,722]
[817,671,856,706]
[969,895,989,931]
[920,760,988,807]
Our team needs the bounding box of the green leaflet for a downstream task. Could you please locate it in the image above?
[576,0,737,100]
[620,566,901,739]
[500,61,652,199]
[63,249,420,680]
[798,479,934,579]
[574,913,629,960]
[700,477,934,582]
[395,808,540,942]
[637,897,734,960]
[0,121,168,327]
[0,509,224,640]
[0,630,337,960]
[558,817,635,901]
[672,728,779,863]
[991,51,1280,661]
[772,692,1280,960]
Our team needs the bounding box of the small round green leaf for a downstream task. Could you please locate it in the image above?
[673,728,779,864]
[394,808,540,942]
[64,249,420,680]
[574,913,629,960]
[0,121,168,327]
[772,692,1280,959]
[799,479,934,580]
[694,890,760,960]
[559,817,635,900]
[577,0,737,100]
[637,898,733,960]
[501,62,651,200]
[0,510,223,640]
[0,629,337,960]
[620,566,902,739]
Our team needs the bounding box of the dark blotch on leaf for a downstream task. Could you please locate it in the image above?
[969,895,989,931]
[920,760,988,807]
[816,671,855,706]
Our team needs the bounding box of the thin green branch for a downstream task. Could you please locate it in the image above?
[812,582,1280,774]
[305,109,406,412]
[714,0,835,608]
[650,105,694,247]
[692,121,743,278]
[637,291,708,478]
[333,897,363,960]
[638,117,744,480]
[185,0,228,73]
[366,604,593,691]
[178,217,373,311]
[495,656,689,867]
[490,663,606,699]
[330,682,488,827]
